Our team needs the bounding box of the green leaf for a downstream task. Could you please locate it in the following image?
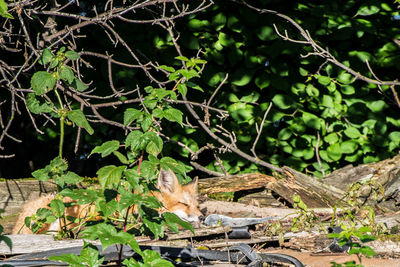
[0,0,13,19]
[67,109,94,135]
[32,168,50,182]
[212,13,227,30]
[341,85,355,95]
[143,218,164,239]
[341,140,358,154]
[356,5,380,16]
[49,254,86,267]
[164,108,183,126]
[61,171,84,185]
[327,143,342,161]
[163,212,194,233]
[337,72,354,84]
[123,108,143,126]
[344,126,361,138]
[59,66,75,84]
[97,165,125,190]
[31,71,57,95]
[278,128,292,140]
[175,55,189,62]
[255,73,270,90]
[39,49,54,65]
[158,65,175,72]
[49,58,59,69]
[306,84,319,97]
[322,95,334,108]
[272,94,295,109]
[302,112,321,130]
[389,132,400,143]
[71,78,89,92]
[257,26,274,41]
[91,140,120,157]
[231,69,253,86]
[125,130,145,151]
[65,51,79,60]
[299,67,309,76]
[26,93,54,114]
[316,75,331,86]
[0,230,12,250]
[187,82,203,92]
[113,151,130,164]
[50,199,65,217]
[160,157,185,174]
[324,132,339,144]
[50,242,104,267]
[177,83,187,97]
[218,32,235,47]
[367,100,387,112]
[144,132,163,157]
[141,114,153,131]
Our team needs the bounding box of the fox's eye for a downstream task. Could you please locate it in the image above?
[178,201,189,207]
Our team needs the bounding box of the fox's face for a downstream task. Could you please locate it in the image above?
[156,169,203,224]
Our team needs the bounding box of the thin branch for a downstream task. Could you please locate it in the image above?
[251,102,272,158]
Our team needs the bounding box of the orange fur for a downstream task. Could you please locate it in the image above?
[12,169,202,234]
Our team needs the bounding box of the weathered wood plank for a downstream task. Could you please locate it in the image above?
[198,173,276,195]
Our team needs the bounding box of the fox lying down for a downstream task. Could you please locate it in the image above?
[12,169,203,234]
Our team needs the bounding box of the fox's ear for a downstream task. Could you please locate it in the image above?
[157,168,179,193]
[185,176,198,192]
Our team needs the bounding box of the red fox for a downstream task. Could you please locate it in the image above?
[12,169,203,234]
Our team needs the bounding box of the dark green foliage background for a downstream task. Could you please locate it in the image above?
[180,0,400,177]
[1,0,400,178]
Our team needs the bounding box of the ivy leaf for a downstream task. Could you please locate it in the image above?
[31,71,57,95]
[67,109,94,135]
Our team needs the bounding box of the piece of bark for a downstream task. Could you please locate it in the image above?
[238,189,286,207]
[198,173,276,195]
[323,155,400,211]
[267,166,346,208]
